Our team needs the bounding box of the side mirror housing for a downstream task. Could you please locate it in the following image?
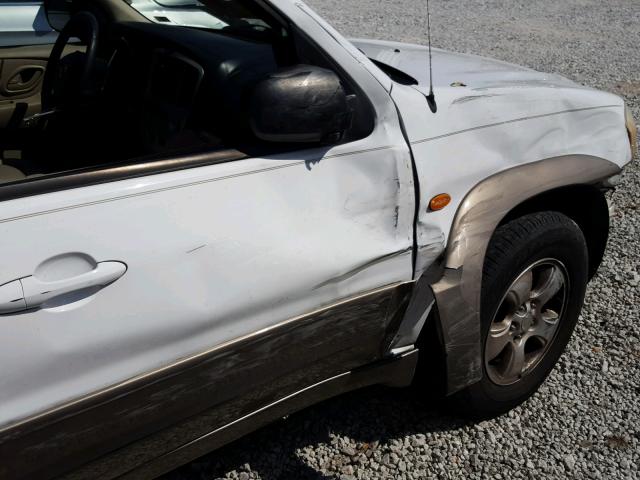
[250,65,351,145]
[44,0,73,32]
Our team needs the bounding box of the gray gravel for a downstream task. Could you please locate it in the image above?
[165,1,640,479]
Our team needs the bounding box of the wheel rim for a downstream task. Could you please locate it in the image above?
[484,258,569,386]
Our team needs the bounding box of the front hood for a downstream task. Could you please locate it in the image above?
[350,38,581,91]
[349,38,628,170]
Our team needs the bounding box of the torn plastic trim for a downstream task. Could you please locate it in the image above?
[386,257,444,356]
[600,174,623,189]
[431,266,482,392]
[388,279,435,354]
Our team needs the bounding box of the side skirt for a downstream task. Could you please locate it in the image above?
[118,350,418,480]
[0,281,414,480]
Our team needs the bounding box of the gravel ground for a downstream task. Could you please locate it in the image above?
[165,1,640,479]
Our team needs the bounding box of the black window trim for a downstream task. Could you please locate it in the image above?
[0,148,247,202]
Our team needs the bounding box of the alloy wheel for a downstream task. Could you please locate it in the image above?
[484,258,569,386]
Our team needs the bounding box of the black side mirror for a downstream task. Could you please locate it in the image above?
[44,0,73,32]
[250,65,351,145]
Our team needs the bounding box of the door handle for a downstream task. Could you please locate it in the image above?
[4,66,45,94]
[21,261,127,309]
[0,280,27,314]
[0,261,127,314]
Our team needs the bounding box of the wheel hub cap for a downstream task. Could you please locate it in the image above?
[484,259,569,386]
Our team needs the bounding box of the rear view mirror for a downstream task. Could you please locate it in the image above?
[44,0,73,32]
[250,65,351,145]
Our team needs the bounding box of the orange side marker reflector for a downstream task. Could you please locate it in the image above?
[429,193,451,212]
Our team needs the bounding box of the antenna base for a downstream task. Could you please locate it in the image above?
[426,92,437,113]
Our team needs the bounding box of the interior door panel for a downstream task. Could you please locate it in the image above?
[0,61,46,97]
[0,44,86,128]
[0,44,55,129]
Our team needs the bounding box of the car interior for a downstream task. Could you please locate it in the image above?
[0,0,375,188]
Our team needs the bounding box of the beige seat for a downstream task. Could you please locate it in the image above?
[0,164,26,184]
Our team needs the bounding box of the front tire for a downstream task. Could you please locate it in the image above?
[455,211,589,418]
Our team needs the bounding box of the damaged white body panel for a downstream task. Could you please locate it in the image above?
[0,128,416,428]
[352,38,631,272]
[351,36,632,389]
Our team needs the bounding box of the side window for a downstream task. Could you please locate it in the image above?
[0,0,374,201]
[0,1,57,47]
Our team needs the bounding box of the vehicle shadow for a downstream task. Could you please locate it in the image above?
[161,385,471,480]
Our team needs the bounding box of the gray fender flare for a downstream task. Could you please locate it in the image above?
[430,154,620,394]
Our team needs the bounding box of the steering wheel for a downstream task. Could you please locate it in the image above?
[42,11,100,113]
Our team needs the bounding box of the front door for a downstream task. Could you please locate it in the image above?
[0,107,415,480]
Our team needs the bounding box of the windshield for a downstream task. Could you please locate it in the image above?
[126,0,273,32]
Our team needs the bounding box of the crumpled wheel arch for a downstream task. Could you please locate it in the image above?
[429,154,620,394]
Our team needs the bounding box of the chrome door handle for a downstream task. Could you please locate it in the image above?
[0,261,127,314]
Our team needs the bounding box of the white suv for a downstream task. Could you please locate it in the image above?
[0,1,635,479]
